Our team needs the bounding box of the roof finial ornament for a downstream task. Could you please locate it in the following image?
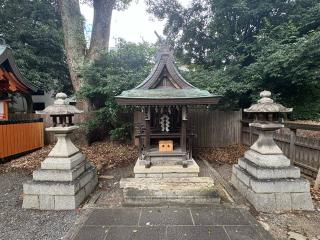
[154,31,173,60]
[154,31,165,44]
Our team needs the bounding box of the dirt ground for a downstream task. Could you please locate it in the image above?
[0,139,137,174]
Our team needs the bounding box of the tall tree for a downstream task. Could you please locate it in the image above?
[147,0,320,119]
[58,0,132,93]
[0,0,71,92]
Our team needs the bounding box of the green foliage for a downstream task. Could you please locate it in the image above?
[109,123,132,142]
[147,0,320,119]
[80,40,155,141]
[0,0,72,92]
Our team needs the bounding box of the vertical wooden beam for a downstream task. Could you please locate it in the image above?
[181,106,187,153]
[289,128,297,165]
[145,106,151,151]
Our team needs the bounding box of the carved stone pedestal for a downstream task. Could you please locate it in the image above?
[22,126,98,210]
[231,123,313,212]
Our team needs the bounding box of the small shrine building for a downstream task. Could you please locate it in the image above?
[116,41,220,176]
[0,44,37,119]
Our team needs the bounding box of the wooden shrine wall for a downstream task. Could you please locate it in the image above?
[133,109,242,148]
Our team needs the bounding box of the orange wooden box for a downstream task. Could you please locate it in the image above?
[159,140,173,152]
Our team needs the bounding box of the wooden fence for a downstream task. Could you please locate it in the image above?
[133,109,242,148]
[0,119,44,160]
[188,109,242,147]
[9,113,91,144]
[242,120,320,178]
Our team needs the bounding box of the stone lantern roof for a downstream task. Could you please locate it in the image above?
[244,90,292,113]
[36,92,83,116]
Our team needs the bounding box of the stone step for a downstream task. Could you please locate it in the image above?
[244,150,290,168]
[120,177,220,205]
[134,159,199,178]
[149,157,184,165]
[23,165,98,210]
[24,166,97,196]
[33,161,92,182]
[238,157,301,179]
[232,164,310,193]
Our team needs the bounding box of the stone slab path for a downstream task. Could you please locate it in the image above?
[67,206,274,240]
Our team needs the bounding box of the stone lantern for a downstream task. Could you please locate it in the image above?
[22,93,98,210]
[231,90,313,212]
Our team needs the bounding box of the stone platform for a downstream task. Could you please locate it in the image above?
[134,158,199,178]
[120,177,220,205]
[231,150,313,212]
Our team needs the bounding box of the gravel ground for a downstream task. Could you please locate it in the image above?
[0,171,79,240]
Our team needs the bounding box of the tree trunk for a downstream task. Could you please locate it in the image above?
[23,93,33,113]
[58,0,86,92]
[87,0,115,60]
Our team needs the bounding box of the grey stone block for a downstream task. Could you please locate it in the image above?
[233,165,251,185]
[41,152,85,170]
[250,178,310,193]
[54,189,86,210]
[247,189,276,212]
[24,166,96,196]
[145,173,163,178]
[33,162,85,182]
[135,173,147,178]
[39,195,55,210]
[79,168,95,188]
[275,193,292,211]
[22,195,39,209]
[121,177,220,205]
[239,157,300,179]
[162,173,198,178]
[238,157,247,169]
[84,174,98,196]
[291,193,314,211]
[232,171,314,212]
[24,180,79,195]
[231,174,249,198]
[245,150,290,167]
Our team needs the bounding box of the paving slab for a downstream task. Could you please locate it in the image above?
[191,207,251,226]
[85,208,140,226]
[68,206,274,240]
[105,226,166,240]
[73,226,108,240]
[167,226,229,240]
[139,208,193,226]
[224,225,264,240]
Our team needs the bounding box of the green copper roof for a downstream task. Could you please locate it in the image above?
[117,88,217,99]
[115,41,221,106]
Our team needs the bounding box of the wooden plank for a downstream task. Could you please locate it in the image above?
[0,121,44,159]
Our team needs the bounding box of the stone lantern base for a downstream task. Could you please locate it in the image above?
[231,124,313,212]
[22,126,98,210]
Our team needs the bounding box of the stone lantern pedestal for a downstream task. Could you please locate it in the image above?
[231,91,313,212]
[23,126,97,210]
[22,93,98,210]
